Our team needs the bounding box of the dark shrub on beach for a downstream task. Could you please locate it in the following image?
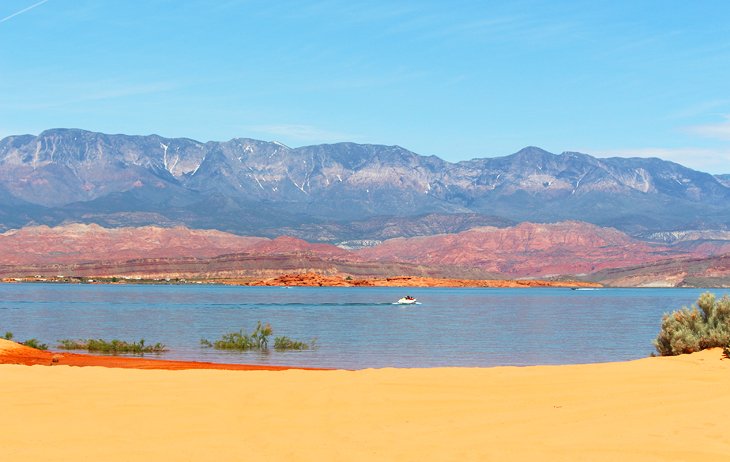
[654,292,730,356]
[2,331,48,350]
[21,338,49,350]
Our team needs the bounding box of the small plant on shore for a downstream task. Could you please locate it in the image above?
[2,331,49,350]
[57,338,167,355]
[202,322,313,351]
[22,338,49,350]
[654,292,730,356]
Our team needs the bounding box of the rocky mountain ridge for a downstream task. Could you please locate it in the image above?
[1,129,729,238]
[716,174,730,187]
[639,230,730,244]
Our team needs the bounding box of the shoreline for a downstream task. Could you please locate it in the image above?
[243,273,602,288]
[0,339,324,371]
[2,344,729,461]
[3,272,602,288]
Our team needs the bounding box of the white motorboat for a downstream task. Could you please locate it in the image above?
[395,296,418,305]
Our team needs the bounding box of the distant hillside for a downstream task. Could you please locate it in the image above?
[0,222,713,281]
[358,222,690,276]
[1,129,729,238]
[0,224,265,265]
[271,213,516,244]
[588,253,730,288]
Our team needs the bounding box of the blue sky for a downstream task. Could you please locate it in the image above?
[2,0,730,173]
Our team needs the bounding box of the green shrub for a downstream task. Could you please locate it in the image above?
[4,331,49,350]
[57,338,167,354]
[654,292,730,356]
[273,336,314,351]
[206,329,256,350]
[22,338,48,350]
[201,321,270,351]
[251,321,272,350]
[202,322,312,352]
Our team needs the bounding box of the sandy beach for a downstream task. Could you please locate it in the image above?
[2,340,729,461]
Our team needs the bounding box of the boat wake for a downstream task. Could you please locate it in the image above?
[218,302,403,308]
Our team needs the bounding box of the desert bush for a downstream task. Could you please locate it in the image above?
[57,338,166,354]
[251,321,272,349]
[204,328,257,350]
[202,322,312,351]
[3,331,49,350]
[22,338,49,350]
[273,336,314,351]
[201,321,271,351]
[654,292,730,356]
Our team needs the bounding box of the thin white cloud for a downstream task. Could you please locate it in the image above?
[685,115,730,141]
[0,0,49,24]
[668,100,730,120]
[245,124,360,144]
[2,80,180,110]
[593,147,730,174]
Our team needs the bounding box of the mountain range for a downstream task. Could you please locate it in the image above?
[1,128,729,241]
[1,128,729,286]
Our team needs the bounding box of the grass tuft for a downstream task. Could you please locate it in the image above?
[202,322,313,352]
[57,338,167,355]
[273,336,314,351]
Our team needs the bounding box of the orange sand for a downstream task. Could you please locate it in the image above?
[2,340,729,461]
[0,339,322,370]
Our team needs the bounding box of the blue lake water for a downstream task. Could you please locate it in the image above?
[0,283,723,369]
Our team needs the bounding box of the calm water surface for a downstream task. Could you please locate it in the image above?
[0,283,721,369]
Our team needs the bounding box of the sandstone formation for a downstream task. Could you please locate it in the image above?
[588,253,730,287]
[0,221,725,285]
[358,221,688,276]
[0,224,265,265]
